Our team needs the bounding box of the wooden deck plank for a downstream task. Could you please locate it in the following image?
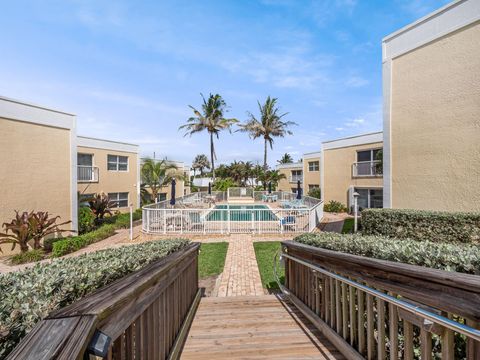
[181,295,345,359]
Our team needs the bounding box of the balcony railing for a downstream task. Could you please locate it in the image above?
[289,175,303,183]
[78,165,99,182]
[352,160,382,177]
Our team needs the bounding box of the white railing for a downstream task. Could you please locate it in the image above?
[142,191,323,234]
[77,166,99,182]
[352,160,382,177]
[289,175,303,183]
[227,187,254,200]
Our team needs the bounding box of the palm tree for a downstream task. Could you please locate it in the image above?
[192,154,211,176]
[238,97,296,170]
[141,158,183,202]
[277,153,293,164]
[179,94,238,181]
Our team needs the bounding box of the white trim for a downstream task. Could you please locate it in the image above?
[276,162,303,170]
[382,0,480,62]
[322,132,383,151]
[77,136,139,153]
[0,96,75,129]
[320,151,325,202]
[137,155,141,208]
[302,151,322,159]
[70,119,78,233]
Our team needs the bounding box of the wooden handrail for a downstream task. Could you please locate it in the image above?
[281,241,480,359]
[7,242,200,360]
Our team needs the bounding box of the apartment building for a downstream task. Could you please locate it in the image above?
[321,132,383,211]
[383,0,480,211]
[77,136,140,210]
[0,97,77,253]
[277,162,303,194]
[303,152,321,194]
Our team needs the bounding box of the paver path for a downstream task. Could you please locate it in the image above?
[181,295,345,359]
[216,234,264,297]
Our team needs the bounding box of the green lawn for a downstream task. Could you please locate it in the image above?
[253,241,284,291]
[198,242,229,279]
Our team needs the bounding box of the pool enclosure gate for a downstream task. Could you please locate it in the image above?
[142,190,323,234]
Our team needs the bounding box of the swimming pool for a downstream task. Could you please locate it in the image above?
[206,204,278,221]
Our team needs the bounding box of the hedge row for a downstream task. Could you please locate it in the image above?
[294,233,480,274]
[361,208,480,244]
[0,239,190,358]
[51,209,143,258]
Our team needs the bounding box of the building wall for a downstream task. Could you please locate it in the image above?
[323,142,383,206]
[277,164,302,193]
[0,117,73,254]
[389,21,480,211]
[303,156,321,194]
[77,146,139,210]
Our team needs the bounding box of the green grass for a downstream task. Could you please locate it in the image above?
[253,241,284,291]
[198,242,229,279]
[342,218,354,233]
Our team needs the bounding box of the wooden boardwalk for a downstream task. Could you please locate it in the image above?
[181,295,345,359]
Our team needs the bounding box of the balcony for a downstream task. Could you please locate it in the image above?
[352,160,382,177]
[289,175,303,183]
[78,165,99,182]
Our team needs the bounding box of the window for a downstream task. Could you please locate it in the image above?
[78,153,93,166]
[357,149,382,162]
[107,155,128,171]
[291,170,302,176]
[354,188,383,210]
[108,192,129,208]
[158,193,167,202]
[308,161,319,171]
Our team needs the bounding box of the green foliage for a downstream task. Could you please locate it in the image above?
[253,241,284,291]
[341,218,355,234]
[10,249,45,265]
[141,158,182,201]
[361,208,480,244]
[307,187,321,199]
[78,207,95,234]
[51,224,116,257]
[87,193,115,223]
[0,239,190,358]
[198,242,228,279]
[192,154,211,176]
[294,233,480,274]
[0,211,31,253]
[213,178,238,191]
[323,200,348,213]
[277,153,293,164]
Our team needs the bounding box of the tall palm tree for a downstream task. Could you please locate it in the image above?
[141,158,183,203]
[238,97,296,170]
[277,153,294,164]
[179,94,238,181]
[192,154,211,176]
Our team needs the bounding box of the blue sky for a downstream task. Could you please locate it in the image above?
[0,0,448,166]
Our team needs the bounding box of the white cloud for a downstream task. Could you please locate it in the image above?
[346,76,369,88]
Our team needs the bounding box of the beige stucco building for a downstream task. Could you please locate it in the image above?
[383,0,480,211]
[321,132,383,211]
[77,136,140,210]
[276,162,303,194]
[303,152,321,194]
[276,151,321,195]
[0,97,77,253]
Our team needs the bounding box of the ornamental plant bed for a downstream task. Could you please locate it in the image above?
[0,239,190,358]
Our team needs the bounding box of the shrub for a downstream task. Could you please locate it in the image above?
[361,208,480,244]
[0,239,190,358]
[323,200,348,213]
[10,249,45,265]
[51,224,116,257]
[294,233,480,274]
[78,207,95,234]
[307,187,321,199]
[87,193,116,224]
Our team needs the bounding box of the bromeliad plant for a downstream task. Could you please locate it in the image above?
[87,193,116,224]
[0,211,71,253]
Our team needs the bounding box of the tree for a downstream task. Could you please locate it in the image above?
[277,153,293,164]
[141,158,183,202]
[192,154,211,176]
[238,97,296,170]
[179,94,238,181]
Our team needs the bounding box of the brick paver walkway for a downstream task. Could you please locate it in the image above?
[217,235,264,297]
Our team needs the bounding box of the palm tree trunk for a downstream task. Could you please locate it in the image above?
[210,132,216,181]
[263,138,268,171]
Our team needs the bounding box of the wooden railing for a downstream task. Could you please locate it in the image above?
[8,243,201,360]
[280,241,480,360]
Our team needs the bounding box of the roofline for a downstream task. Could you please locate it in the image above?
[383,0,464,42]
[322,131,383,144]
[276,162,303,170]
[77,136,139,153]
[0,95,75,116]
[78,135,139,147]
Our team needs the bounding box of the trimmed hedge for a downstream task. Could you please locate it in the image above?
[0,239,190,358]
[51,209,143,258]
[294,233,480,274]
[361,208,480,244]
